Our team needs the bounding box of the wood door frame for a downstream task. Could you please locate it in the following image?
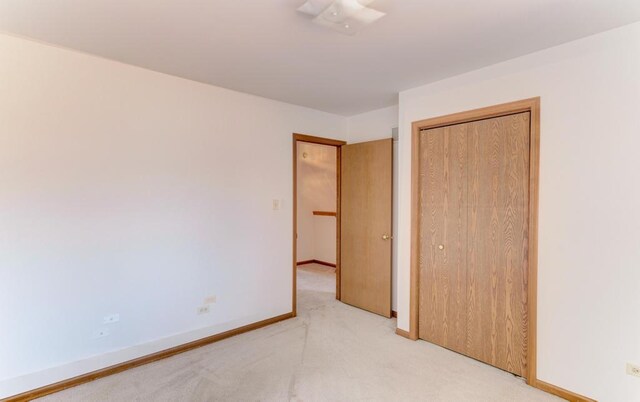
[292,133,346,316]
[409,98,540,384]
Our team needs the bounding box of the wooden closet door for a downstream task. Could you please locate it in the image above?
[466,112,530,376]
[418,112,530,377]
[418,123,468,353]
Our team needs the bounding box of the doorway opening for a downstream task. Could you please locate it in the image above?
[292,134,345,316]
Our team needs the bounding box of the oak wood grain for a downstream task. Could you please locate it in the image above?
[526,100,541,384]
[340,138,393,317]
[418,124,468,353]
[410,98,549,392]
[465,112,530,376]
[417,112,530,377]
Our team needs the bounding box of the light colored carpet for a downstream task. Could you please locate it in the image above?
[38,264,560,401]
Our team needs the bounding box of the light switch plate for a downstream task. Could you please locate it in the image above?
[272,199,281,210]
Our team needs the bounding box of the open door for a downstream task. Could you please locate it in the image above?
[340,138,393,317]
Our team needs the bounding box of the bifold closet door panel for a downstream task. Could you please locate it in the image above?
[466,112,530,376]
[418,124,468,353]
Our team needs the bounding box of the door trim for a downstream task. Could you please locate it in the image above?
[409,98,540,384]
[292,133,346,316]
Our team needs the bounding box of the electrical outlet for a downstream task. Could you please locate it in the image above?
[627,363,640,378]
[197,305,210,315]
[94,328,110,338]
[103,313,120,324]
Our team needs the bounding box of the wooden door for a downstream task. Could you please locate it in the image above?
[419,123,469,353]
[340,139,393,317]
[419,112,530,377]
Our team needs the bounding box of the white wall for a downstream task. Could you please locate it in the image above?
[296,142,337,264]
[347,106,399,311]
[396,22,640,401]
[0,33,347,398]
[347,105,398,143]
[313,218,336,264]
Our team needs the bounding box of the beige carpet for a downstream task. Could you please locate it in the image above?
[39,264,560,401]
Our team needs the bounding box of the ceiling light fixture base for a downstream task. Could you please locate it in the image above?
[297,0,386,36]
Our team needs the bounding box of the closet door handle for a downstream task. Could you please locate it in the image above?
[438,244,444,250]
